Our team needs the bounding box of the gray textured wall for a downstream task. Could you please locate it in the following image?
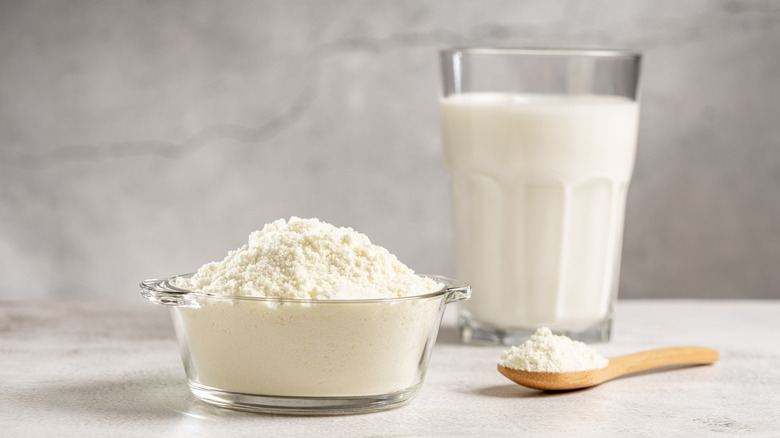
[1,0,778,301]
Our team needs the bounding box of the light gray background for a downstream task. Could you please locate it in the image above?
[1,0,778,301]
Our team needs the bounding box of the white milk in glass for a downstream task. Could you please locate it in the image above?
[440,93,639,332]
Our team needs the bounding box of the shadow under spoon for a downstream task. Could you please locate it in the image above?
[498,346,720,391]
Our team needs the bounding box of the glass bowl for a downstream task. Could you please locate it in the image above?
[140,274,470,415]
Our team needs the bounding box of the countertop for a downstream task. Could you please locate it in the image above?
[1,300,778,437]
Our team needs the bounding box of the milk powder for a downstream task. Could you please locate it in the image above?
[171,217,445,397]
[499,327,608,372]
[177,217,440,299]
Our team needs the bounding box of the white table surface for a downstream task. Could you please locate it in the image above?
[1,300,778,437]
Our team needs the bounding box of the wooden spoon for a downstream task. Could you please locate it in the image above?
[498,346,719,391]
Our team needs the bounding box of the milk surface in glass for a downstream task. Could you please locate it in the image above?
[441,93,639,333]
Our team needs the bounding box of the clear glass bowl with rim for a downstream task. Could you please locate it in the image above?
[141,274,470,415]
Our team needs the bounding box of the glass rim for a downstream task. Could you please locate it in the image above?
[140,273,468,305]
[441,47,641,59]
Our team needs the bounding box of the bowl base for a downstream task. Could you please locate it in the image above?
[188,380,422,415]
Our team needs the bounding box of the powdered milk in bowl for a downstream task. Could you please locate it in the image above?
[140,218,470,415]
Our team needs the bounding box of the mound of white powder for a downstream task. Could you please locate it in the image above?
[500,327,608,372]
[176,217,440,299]
[169,217,449,397]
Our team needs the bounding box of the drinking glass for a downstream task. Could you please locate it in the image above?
[439,48,641,344]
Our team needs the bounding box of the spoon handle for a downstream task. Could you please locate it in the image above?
[608,346,719,377]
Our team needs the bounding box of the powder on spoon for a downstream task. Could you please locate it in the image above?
[500,327,608,372]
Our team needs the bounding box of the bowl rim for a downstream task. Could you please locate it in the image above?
[140,273,470,305]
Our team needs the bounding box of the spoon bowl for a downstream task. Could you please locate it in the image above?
[498,346,719,391]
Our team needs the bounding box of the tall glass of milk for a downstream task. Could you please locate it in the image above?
[439,48,641,344]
